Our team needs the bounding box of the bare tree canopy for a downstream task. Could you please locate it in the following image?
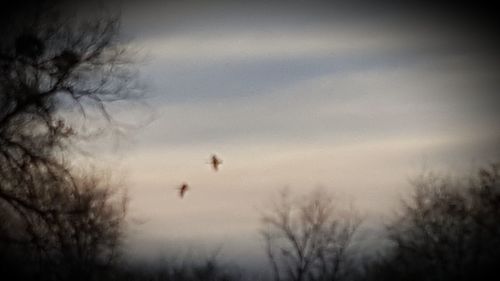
[0,1,139,280]
[364,164,500,281]
[260,188,361,281]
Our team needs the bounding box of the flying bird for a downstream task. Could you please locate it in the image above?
[210,154,222,171]
[178,183,189,198]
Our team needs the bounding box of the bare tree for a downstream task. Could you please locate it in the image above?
[0,1,140,280]
[260,188,361,281]
[0,170,128,280]
[366,163,500,281]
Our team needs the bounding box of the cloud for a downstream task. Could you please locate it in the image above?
[113,1,500,267]
[130,57,498,150]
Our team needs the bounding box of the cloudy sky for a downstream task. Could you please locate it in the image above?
[93,0,500,271]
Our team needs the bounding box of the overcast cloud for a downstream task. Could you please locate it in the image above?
[100,0,500,269]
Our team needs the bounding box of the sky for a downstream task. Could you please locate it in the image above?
[84,0,500,272]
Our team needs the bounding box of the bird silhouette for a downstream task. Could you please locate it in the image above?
[210,154,222,171]
[178,183,189,198]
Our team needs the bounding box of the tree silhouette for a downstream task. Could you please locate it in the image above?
[365,164,500,281]
[260,188,361,281]
[0,1,139,280]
